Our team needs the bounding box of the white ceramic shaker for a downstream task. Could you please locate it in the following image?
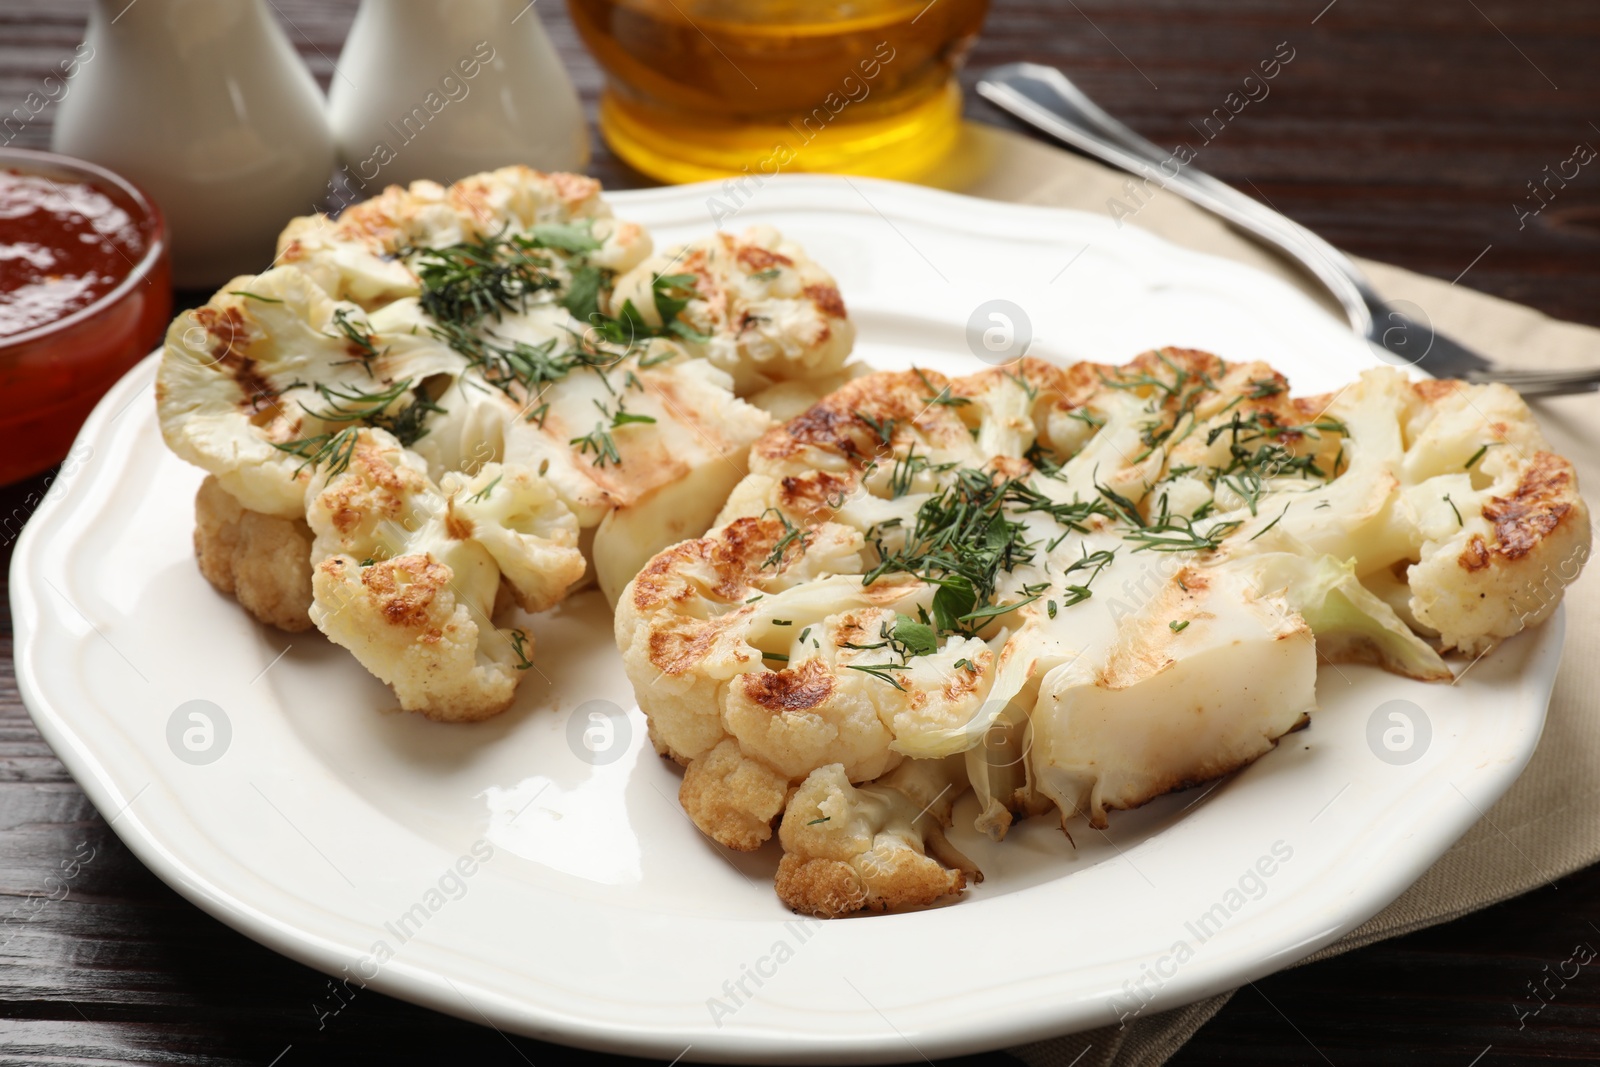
[51,0,336,288]
[327,0,589,191]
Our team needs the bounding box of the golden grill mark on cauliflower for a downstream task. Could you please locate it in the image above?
[623,348,1589,914]
[609,226,855,396]
[193,476,314,633]
[305,429,583,722]
[776,758,978,918]
[156,266,466,519]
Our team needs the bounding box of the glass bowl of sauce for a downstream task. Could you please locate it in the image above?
[0,148,171,485]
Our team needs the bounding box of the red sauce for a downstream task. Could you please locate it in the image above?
[0,156,169,485]
[0,170,144,338]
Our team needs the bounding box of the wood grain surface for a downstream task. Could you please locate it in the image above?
[4,1,1600,1064]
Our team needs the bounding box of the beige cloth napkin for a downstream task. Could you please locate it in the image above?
[934,125,1600,1067]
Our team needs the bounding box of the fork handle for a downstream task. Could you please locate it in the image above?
[976,62,1379,337]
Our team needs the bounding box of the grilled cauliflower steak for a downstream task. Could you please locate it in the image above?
[304,428,584,722]
[621,348,1589,912]
[158,169,863,719]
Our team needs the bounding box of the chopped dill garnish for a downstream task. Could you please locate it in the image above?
[1094,478,1145,528]
[856,411,897,448]
[229,290,283,303]
[959,594,1042,623]
[1066,407,1106,429]
[914,368,971,408]
[610,406,657,427]
[466,474,502,503]
[329,307,385,374]
[806,816,831,825]
[1002,368,1040,402]
[1464,443,1495,469]
[1444,493,1463,526]
[274,427,360,476]
[844,663,908,690]
[1249,502,1291,541]
[569,398,657,467]
[1124,516,1243,553]
[886,446,955,498]
[411,229,564,327]
[428,321,616,401]
[570,423,620,467]
[273,377,444,473]
[587,272,711,347]
[761,508,811,570]
[507,629,534,670]
[1058,547,1115,606]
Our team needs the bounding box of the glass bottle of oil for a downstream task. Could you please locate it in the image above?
[569,0,991,184]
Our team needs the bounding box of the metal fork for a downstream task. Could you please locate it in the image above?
[976,62,1600,397]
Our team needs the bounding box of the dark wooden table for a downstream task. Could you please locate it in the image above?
[5,1,1600,1063]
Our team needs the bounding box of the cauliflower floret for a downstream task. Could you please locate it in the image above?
[445,463,586,613]
[275,167,651,307]
[776,758,978,918]
[1402,384,1588,654]
[1409,451,1587,651]
[615,511,1000,850]
[677,738,791,852]
[608,226,855,395]
[193,475,313,633]
[305,429,584,721]
[312,554,521,722]
[156,266,464,518]
[1265,368,1591,655]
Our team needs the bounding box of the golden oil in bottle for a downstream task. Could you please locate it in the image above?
[569,0,991,184]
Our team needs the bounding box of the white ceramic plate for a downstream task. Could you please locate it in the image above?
[12,177,1560,1063]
